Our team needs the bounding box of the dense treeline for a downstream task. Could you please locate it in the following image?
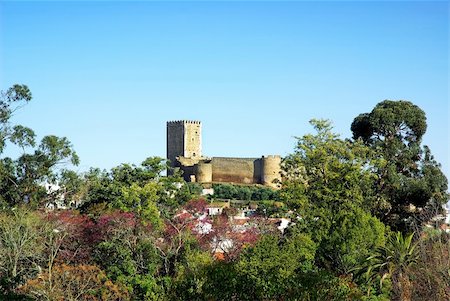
[0,85,449,300]
[211,183,280,201]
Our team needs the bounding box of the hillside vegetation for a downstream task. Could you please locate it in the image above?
[0,85,448,301]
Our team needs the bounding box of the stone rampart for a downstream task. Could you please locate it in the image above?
[211,157,262,184]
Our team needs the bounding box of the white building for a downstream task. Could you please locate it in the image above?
[445,203,450,225]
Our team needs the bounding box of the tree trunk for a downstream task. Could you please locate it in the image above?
[396,272,412,301]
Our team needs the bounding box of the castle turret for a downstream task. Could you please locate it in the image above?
[261,155,281,188]
[195,160,213,183]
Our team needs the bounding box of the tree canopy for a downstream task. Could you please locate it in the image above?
[351,100,448,231]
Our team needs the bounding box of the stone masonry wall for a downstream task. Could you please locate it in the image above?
[211,157,262,184]
[167,121,185,174]
[183,121,202,158]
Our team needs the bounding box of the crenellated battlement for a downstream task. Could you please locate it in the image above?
[167,120,201,125]
[262,155,281,159]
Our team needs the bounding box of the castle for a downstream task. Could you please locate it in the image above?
[167,120,281,188]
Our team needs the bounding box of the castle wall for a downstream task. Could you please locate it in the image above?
[211,157,262,184]
[177,154,282,187]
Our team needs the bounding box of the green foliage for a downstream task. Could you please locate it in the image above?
[351,100,448,231]
[78,156,199,219]
[212,183,279,201]
[202,261,240,301]
[127,274,166,301]
[39,135,79,166]
[351,100,426,150]
[94,213,165,300]
[156,176,203,217]
[190,182,204,197]
[0,85,32,153]
[110,157,165,186]
[282,119,377,214]
[59,169,84,205]
[293,271,366,301]
[81,157,171,214]
[9,125,35,150]
[368,232,418,280]
[171,249,213,300]
[366,232,419,301]
[281,119,386,275]
[0,208,44,293]
[320,207,386,274]
[237,232,316,300]
[0,85,79,207]
[255,200,287,217]
[141,156,167,179]
[120,183,162,228]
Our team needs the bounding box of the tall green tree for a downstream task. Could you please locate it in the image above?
[351,100,426,170]
[0,85,79,207]
[351,100,448,231]
[0,85,33,154]
[281,119,386,274]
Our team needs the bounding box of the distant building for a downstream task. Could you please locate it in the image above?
[206,201,230,216]
[42,182,81,210]
[43,183,66,210]
[445,203,450,225]
[167,120,281,188]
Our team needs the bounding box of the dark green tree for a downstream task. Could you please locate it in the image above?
[351,100,448,231]
[236,232,316,300]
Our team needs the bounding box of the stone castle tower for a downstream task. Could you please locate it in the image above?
[166,120,281,188]
[166,120,202,174]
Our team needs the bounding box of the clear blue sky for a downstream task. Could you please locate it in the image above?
[1,1,448,179]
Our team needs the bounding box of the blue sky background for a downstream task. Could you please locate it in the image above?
[0,1,448,180]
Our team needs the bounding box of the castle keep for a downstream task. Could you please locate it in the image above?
[167,120,281,188]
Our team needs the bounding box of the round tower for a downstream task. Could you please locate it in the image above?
[195,160,213,183]
[261,155,281,188]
